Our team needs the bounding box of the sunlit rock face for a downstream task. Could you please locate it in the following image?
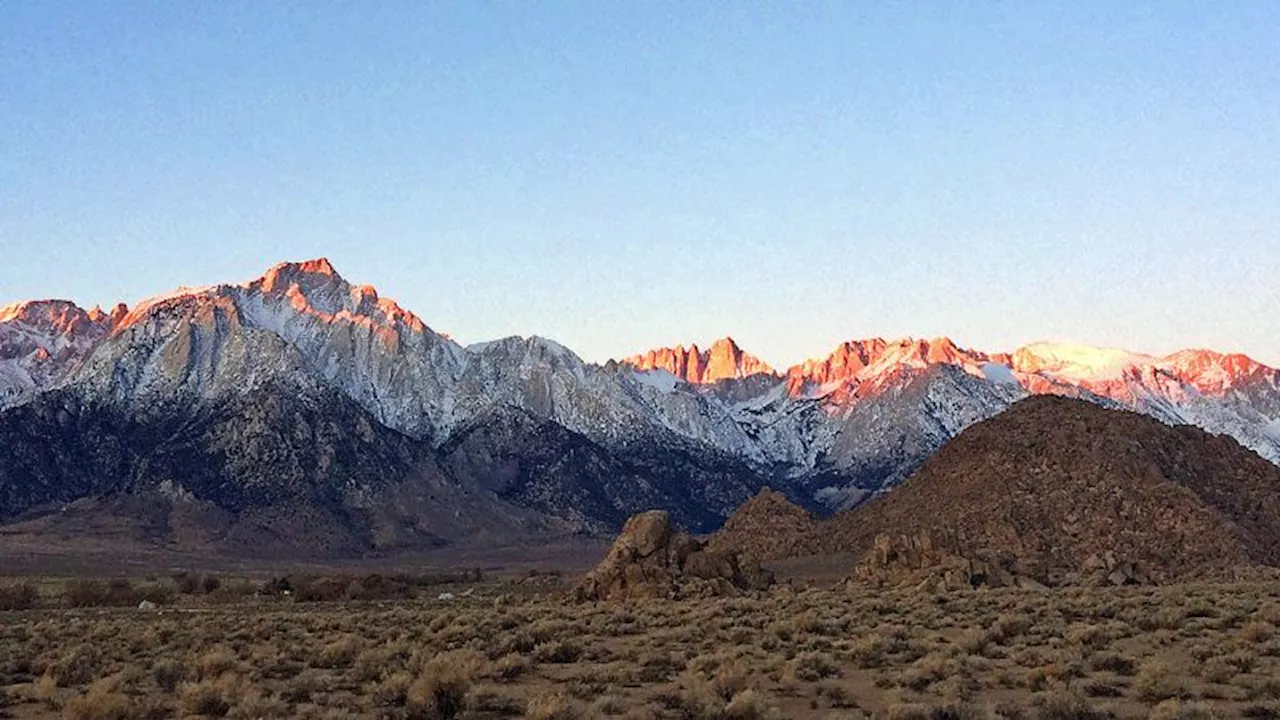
[0,299,125,408]
[622,337,774,384]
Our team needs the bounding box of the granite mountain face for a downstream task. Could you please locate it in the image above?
[1,259,1277,552]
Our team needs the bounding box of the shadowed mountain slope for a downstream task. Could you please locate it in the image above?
[0,384,563,556]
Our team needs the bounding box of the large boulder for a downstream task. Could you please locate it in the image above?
[574,510,773,602]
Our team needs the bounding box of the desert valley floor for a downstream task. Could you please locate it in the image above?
[3,565,1280,720]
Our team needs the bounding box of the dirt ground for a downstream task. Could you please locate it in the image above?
[3,571,1280,719]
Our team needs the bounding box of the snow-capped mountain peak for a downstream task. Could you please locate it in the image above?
[1010,342,1156,383]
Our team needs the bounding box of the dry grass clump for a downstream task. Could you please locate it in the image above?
[524,689,584,720]
[404,650,487,719]
[61,679,136,720]
[786,651,841,681]
[723,688,768,719]
[1135,659,1189,702]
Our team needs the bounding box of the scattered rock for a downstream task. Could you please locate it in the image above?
[850,530,1042,591]
[574,510,773,602]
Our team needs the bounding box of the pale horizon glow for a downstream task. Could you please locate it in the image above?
[2,3,1278,368]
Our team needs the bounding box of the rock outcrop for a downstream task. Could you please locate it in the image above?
[850,536,1151,592]
[850,531,1047,592]
[574,510,773,601]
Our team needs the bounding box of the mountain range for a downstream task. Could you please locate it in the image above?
[1,259,1277,555]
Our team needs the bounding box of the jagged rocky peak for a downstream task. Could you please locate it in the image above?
[76,259,467,439]
[622,336,774,384]
[88,303,131,327]
[785,339,884,393]
[862,336,989,371]
[241,258,431,343]
[783,336,989,396]
[1160,349,1274,392]
[1008,342,1278,396]
[0,299,121,339]
[104,258,440,358]
[0,299,128,406]
[256,257,346,304]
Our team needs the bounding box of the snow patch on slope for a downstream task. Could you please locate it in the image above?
[1266,418,1280,442]
[632,368,680,394]
[981,362,1019,385]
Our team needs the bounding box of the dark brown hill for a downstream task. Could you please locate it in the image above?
[711,395,1280,584]
[704,487,817,562]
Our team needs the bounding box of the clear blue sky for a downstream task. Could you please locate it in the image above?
[2,2,1278,367]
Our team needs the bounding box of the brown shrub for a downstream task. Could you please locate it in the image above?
[153,659,186,692]
[49,644,101,687]
[405,650,486,719]
[63,580,132,608]
[787,651,840,682]
[1136,660,1189,702]
[1034,692,1111,720]
[1088,652,1136,676]
[1243,621,1277,644]
[0,581,38,611]
[491,653,529,681]
[313,635,360,669]
[534,640,583,664]
[178,679,232,717]
[195,647,238,680]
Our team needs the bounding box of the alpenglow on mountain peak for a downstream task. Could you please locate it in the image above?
[621,336,776,384]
